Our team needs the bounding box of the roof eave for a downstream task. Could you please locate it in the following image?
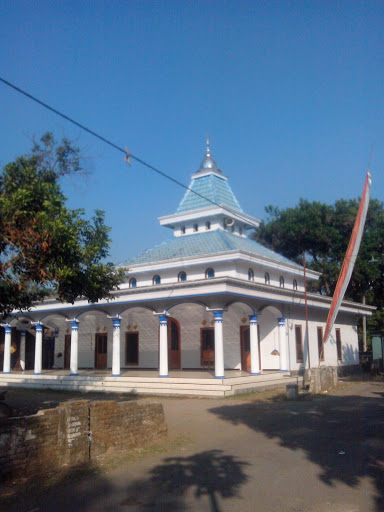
[158,206,260,229]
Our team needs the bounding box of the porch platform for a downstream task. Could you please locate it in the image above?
[0,369,301,397]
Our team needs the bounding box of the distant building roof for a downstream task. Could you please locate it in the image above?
[123,230,301,268]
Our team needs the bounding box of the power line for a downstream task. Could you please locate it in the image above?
[0,76,254,223]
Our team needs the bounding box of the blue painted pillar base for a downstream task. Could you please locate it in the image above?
[34,372,42,375]
[251,372,261,375]
[112,374,121,377]
[280,370,289,373]
[159,374,169,378]
[2,371,10,374]
[70,373,78,376]
[215,375,225,379]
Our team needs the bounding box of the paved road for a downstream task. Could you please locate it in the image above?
[1,380,384,512]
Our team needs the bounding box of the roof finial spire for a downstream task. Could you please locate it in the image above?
[198,136,219,172]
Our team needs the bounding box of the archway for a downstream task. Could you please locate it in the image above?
[167,317,181,370]
[258,305,284,370]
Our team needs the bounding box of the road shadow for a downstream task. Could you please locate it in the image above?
[1,449,249,512]
[107,449,249,512]
[210,391,384,512]
[0,462,114,512]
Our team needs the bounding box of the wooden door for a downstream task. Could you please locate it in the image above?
[168,318,181,370]
[95,333,108,369]
[201,328,215,368]
[64,334,71,369]
[240,326,251,372]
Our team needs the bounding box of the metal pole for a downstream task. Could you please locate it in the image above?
[363,295,367,352]
[303,252,311,371]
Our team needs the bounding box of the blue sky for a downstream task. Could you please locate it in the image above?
[2,1,383,264]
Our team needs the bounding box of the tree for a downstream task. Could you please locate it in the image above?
[252,198,384,336]
[0,133,124,320]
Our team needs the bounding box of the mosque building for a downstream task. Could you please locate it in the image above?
[0,141,373,395]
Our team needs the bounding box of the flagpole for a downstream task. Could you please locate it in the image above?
[303,251,311,373]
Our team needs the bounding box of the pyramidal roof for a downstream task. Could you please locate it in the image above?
[176,174,243,213]
[175,139,243,214]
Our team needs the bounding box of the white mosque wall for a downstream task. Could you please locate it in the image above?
[173,220,223,237]
[285,308,359,373]
[128,261,238,288]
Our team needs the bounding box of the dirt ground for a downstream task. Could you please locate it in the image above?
[1,377,384,512]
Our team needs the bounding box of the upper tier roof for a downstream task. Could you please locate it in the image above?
[176,174,243,213]
[123,230,301,268]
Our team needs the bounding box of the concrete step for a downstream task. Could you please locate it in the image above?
[0,371,299,398]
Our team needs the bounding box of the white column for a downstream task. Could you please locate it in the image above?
[20,330,26,371]
[278,317,289,372]
[112,318,121,376]
[249,314,260,375]
[3,325,12,373]
[159,315,169,377]
[213,311,225,378]
[34,323,43,374]
[70,320,79,375]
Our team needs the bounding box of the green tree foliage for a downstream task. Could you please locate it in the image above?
[253,198,384,335]
[0,133,124,320]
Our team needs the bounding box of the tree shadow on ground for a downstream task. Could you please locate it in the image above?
[0,450,249,512]
[0,462,114,512]
[106,450,249,512]
[210,391,384,512]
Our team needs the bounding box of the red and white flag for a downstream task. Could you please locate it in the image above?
[323,171,372,343]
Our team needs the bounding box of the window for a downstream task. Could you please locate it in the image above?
[279,276,285,288]
[231,225,235,233]
[248,268,254,281]
[205,268,215,279]
[178,271,187,282]
[129,278,137,288]
[126,332,139,365]
[193,223,198,232]
[336,328,342,361]
[206,221,211,230]
[153,275,161,285]
[317,327,324,362]
[295,325,304,363]
[239,228,243,235]
[181,226,186,235]
[293,279,297,291]
[265,272,270,285]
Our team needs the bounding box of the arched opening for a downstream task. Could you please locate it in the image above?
[225,301,255,372]
[206,268,215,279]
[178,271,187,282]
[167,317,181,370]
[258,305,283,371]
